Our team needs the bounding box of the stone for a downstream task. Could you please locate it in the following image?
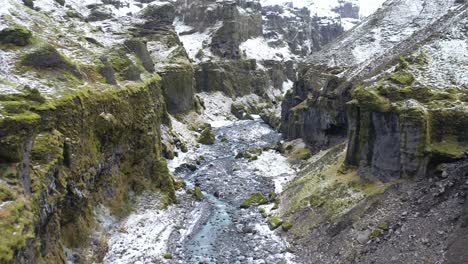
[0,26,32,46]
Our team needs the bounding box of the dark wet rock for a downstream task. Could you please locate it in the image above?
[21,44,82,78]
[159,64,195,114]
[198,127,215,145]
[98,56,117,85]
[124,39,155,73]
[87,5,113,21]
[0,26,32,46]
[195,60,270,98]
[141,3,175,25]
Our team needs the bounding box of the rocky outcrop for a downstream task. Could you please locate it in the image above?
[0,78,176,263]
[210,1,262,59]
[195,60,270,97]
[281,66,351,150]
[0,1,194,262]
[281,0,467,160]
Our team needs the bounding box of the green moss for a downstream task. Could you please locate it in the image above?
[187,187,204,201]
[163,253,173,259]
[240,193,268,208]
[107,50,141,81]
[352,85,392,112]
[389,71,415,86]
[268,192,277,202]
[0,26,32,46]
[288,147,312,162]
[417,51,428,66]
[368,223,389,240]
[268,216,283,230]
[21,44,82,78]
[0,199,34,262]
[430,138,467,160]
[282,222,293,232]
[198,127,215,145]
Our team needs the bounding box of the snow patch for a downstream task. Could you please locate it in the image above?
[250,150,296,193]
[240,37,296,61]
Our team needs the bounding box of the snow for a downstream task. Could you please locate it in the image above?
[174,19,222,62]
[197,92,236,127]
[240,37,296,61]
[104,193,185,264]
[250,150,296,193]
[418,39,468,89]
[259,0,385,18]
[282,79,293,95]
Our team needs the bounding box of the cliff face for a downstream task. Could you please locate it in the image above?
[278,2,468,261]
[0,0,191,262]
[281,0,467,159]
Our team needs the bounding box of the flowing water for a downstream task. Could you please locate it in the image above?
[104,117,296,264]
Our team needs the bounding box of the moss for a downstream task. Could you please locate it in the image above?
[107,50,141,81]
[21,44,82,78]
[0,26,32,46]
[430,137,467,160]
[389,71,415,86]
[282,222,293,232]
[198,127,215,145]
[0,199,34,262]
[240,193,268,208]
[268,216,283,230]
[352,85,392,112]
[268,192,277,202]
[172,177,186,190]
[368,223,389,240]
[163,253,173,259]
[288,147,312,162]
[187,187,204,201]
[417,51,428,66]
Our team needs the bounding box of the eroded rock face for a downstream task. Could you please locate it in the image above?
[281,66,351,150]
[281,0,468,178]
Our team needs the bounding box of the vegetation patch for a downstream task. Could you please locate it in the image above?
[240,193,268,208]
[198,127,215,145]
[268,216,283,230]
[0,26,32,46]
[21,44,82,78]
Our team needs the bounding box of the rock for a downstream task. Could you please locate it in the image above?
[159,64,195,114]
[98,57,117,85]
[356,230,372,244]
[240,193,268,208]
[87,6,113,21]
[198,127,215,145]
[0,26,32,46]
[21,44,82,78]
[141,3,175,24]
[268,217,283,230]
[124,39,155,73]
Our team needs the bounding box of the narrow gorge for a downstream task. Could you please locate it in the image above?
[0,0,467,263]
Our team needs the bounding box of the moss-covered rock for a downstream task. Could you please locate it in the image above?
[21,44,82,78]
[240,193,268,208]
[187,187,204,201]
[347,54,468,179]
[282,222,293,232]
[0,26,32,46]
[142,3,176,24]
[198,127,215,145]
[268,216,283,230]
[0,75,176,263]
